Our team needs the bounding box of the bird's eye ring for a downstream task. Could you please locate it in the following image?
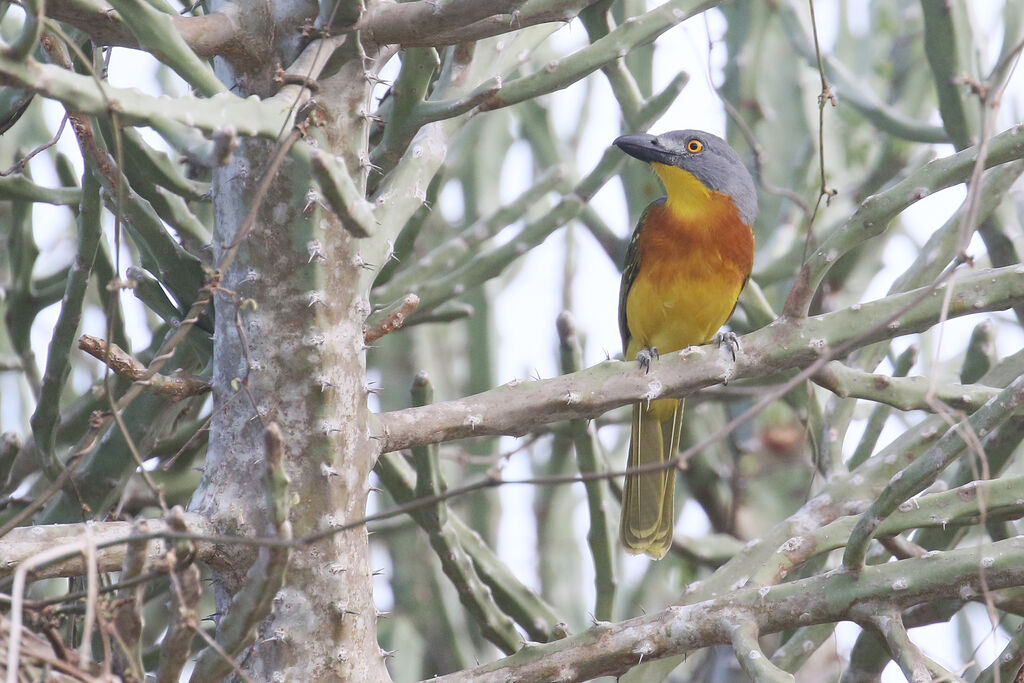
[687,139,703,153]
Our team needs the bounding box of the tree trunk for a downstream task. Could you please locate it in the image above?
[188,10,389,680]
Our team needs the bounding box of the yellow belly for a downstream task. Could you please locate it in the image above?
[624,261,742,358]
[625,263,742,423]
[621,193,753,424]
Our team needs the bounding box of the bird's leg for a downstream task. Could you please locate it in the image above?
[715,330,740,362]
[636,346,659,374]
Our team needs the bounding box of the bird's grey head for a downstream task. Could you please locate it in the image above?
[614,129,758,225]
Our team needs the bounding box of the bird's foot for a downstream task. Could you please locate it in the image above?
[636,347,659,374]
[716,331,740,362]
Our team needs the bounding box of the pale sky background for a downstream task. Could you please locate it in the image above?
[6,2,1024,679]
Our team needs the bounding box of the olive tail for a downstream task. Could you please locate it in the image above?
[620,398,683,559]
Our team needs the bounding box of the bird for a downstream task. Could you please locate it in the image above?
[614,129,757,559]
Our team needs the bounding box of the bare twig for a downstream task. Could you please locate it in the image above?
[78,335,210,401]
[0,114,68,177]
[803,0,837,266]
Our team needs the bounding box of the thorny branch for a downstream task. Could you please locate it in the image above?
[375,264,1024,453]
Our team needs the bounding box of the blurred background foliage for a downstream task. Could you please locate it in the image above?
[3,0,1024,681]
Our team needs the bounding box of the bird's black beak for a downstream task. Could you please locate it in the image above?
[614,133,673,165]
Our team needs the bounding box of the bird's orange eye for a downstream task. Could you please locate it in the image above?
[687,139,703,153]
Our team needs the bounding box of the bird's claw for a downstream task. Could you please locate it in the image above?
[636,347,659,374]
[716,331,739,362]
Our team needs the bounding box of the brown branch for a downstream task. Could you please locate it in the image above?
[358,0,523,40]
[357,0,598,47]
[363,293,419,344]
[0,613,100,680]
[374,265,1024,453]
[45,0,594,57]
[78,335,210,401]
[44,0,248,60]
[877,535,927,560]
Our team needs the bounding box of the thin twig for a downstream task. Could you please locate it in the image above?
[926,39,1024,652]
[78,524,98,667]
[0,114,69,177]
[7,536,96,683]
[803,0,837,266]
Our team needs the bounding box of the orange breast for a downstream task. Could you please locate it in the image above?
[624,194,754,360]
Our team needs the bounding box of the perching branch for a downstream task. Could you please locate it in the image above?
[376,264,1024,452]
